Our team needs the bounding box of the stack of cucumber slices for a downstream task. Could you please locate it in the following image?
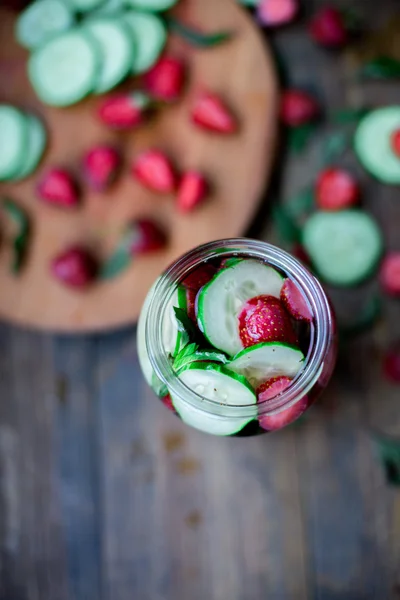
[16,0,177,106]
[139,259,309,436]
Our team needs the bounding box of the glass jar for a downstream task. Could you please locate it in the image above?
[137,239,337,437]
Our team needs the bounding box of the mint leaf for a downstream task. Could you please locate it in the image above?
[192,350,229,364]
[374,433,400,486]
[173,307,199,343]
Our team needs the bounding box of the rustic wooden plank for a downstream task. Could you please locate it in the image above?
[52,335,103,600]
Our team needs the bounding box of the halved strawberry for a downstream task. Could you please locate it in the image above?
[161,394,175,412]
[380,252,400,297]
[97,92,150,129]
[309,6,348,48]
[132,150,176,193]
[281,279,313,322]
[143,57,185,102]
[257,377,308,431]
[238,295,298,348]
[129,219,166,254]
[191,92,237,134]
[51,246,97,288]
[182,264,217,291]
[383,345,400,384]
[37,168,79,208]
[83,145,120,191]
[177,171,208,213]
[257,0,298,27]
[316,168,360,211]
[391,129,400,158]
[280,89,319,127]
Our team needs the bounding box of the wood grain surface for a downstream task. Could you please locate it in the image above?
[1,0,400,599]
[0,0,278,332]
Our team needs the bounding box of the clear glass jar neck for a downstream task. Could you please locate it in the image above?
[145,239,334,418]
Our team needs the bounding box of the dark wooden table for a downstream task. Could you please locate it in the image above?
[1,1,400,598]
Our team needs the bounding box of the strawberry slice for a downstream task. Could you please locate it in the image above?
[83,145,120,191]
[383,345,400,384]
[97,92,150,129]
[281,279,313,322]
[309,6,348,48]
[177,171,208,213]
[143,57,185,102]
[191,92,237,134]
[257,0,298,27]
[280,89,319,127]
[132,150,176,193]
[257,377,308,430]
[51,246,97,288]
[316,168,360,211]
[238,295,298,348]
[37,168,79,207]
[380,252,400,297]
[161,394,175,412]
[129,219,166,254]
[183,263,217,321]
[391,129,400,158]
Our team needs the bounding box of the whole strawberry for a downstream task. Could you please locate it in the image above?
[309,6,348,48]
[238,295,298,348]
[257,377,308,430]
[257,0,298,27]
[83,145,120,191]
[51,247,97,288]
[177,171,208,213]
[316,168,360,211]
[280,89,319,127]
[191,92,237,134]
[380,252,400,297]
[37,168,79,208]
[97,92,151,129]
[129,219,166,254]
[132,149,176,194]
[144,56,185,102]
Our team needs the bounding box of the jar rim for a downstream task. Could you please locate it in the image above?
[145,238,334,418]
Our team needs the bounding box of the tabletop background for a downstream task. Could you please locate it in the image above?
[1,0,400,598]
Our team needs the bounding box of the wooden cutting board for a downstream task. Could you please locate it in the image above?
[0,0,279,333]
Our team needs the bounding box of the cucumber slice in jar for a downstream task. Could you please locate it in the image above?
[12,115,47,181]
[171,363,257,436]
[123,11,166,75]
[227,342,305,389]
[0,105,28,180]
[354,106,400,185]
[302,210,383,287]
[197,259,284,357]
[28,29,99,106]
[16,0,74,49]
[123,0,178,12]
[84,18,134,94]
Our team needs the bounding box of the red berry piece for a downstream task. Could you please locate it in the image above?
[191,92,237,134]
[309,6,348,48]
[238,295,297,348]
[129,219,166,255]
[177,171,208,213]
[380,252,400,297]
[316,168,360,211]
[51,247,97,288]
[383,345,400,384]
[391,129,400,158]
[257,377,308,431]
[143,56,185,102]
[83,145,120,192]
[37,168,79,208]
[280,89,319,127]
[161,394,175,412]
[97,92,150,129]
[257,0,298,27]
[183,264,217,321]
[281,279,313,322]
[132,150,176,194]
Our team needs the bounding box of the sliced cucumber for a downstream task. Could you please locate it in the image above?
[354,106,400,185]
[84,18,134,94]
[171,363,257,436]
[0,105,28,181]
[227,342,305,389]
[123,10,166,75]
[303,210,383,287]
[13,115,47,181]
[162,285,187,357]
[123,0,178,12]
[28,29,99,106]
[16,0,74,49]
[92,0,124,16]
[70,0,106,12]
[197,260,284,356]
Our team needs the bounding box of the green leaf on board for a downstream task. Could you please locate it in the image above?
[322,130,351,166]
[285,187,315,220]
[331,107,370,125]
[288,123,317,154]
[100,244,132,280]
[272,205,302,245]
[237,0,259,6]
[359,56,400,80]
[166,17,232,48]
[2,198,29,274]
[374,433,400,486]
